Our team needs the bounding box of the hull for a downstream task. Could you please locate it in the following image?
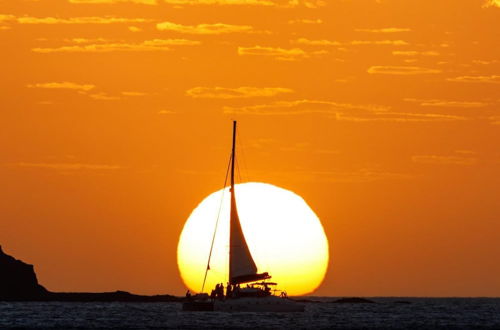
[214,296,304,312]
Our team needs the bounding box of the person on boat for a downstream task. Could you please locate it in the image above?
[264,285,271,296]
[219,283,225,300]
[226,283,232,298]
[210,289,216,301]
[234,284,240,297]
[185,290,191,300]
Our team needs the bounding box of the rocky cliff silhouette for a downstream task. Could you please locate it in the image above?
[0,246,180,302]
[0,245,48,300]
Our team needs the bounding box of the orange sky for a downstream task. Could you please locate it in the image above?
[0,0,499,297]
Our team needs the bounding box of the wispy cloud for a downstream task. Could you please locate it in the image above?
[367,66,441,75]
[249,168,412,183]
[293,38,408,46]
[27,82,95,91]
[69,0,157,4]
[17,16,151,24]
[483,0,500,8]
[161,0,275,6]
[351,40,408,45]
[412,155,477,166]
[159,0,326,7]
[292,38,340,46]
[156,21,254,34]
[404,98,488,108]
[287,0,326,8]
[288,18,323,24]
[334,112,465,122]
[121,91,148,96]
[224,99,465,122]
[10,162,123,170]
[33,39,200,53]
[392,50,439,56]
[238,45,327,60]
[224,99,389,115]
[158,109,175,114]
[447,75,500,84]
[0,14,15,29]
[128,26,142,32]
[88,92,121,100]
[355,27,411,33]
[186,86,293,99]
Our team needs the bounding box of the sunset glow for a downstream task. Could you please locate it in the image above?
[178,183,329,296]
[1,0,499,297]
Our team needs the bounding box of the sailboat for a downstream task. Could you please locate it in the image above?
[182,121,304,312]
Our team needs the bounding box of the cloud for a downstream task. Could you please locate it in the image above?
[292,38,341,46]
[238,45,327,60]
[161,0,275,5]
[27,82,95,91]
[447,75,500,84]
[186,86,293,98]
[293,38,408,46]
[351,40,409,45]
[224,99,465,122]
[0,14,15,24]
[483,0,500,8]
[392,50,439,56]
[224,99,389,115]
[412,155,477,166]
[88,92,121,100]
[404,98,488,108]
[156,21,253,34]
[128,26,142,32]
[367,66,441,75]
[69,0,157,4]
[158,110,175,114]
[11,162,123,170]
[286,0,326,8]
[249,168,412,183]
[0,14,16,29]
[121,91,148,96]
[17,16,151,24]
[69,0,157,3]
[355,28,411,33]
[288,18,323,24]
[334,112,465,122]
[160,0,326,7]
[32,39,200,53]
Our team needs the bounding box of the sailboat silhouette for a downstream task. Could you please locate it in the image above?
[183,121,305,312]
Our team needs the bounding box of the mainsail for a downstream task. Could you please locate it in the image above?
[229,121,270,285]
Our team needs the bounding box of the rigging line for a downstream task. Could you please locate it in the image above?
[236,129,250,183]
[236,155,243,184]
[201,153,232,293]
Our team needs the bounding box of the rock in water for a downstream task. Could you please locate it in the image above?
[0,245,47,300]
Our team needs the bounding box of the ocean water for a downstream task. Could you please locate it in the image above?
[0,298,499,329]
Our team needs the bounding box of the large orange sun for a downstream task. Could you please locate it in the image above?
[177,182,329,296]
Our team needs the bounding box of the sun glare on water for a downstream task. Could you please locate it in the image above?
[177,182,329,296]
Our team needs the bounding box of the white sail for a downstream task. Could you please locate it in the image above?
[229,189,258,283]
[228,121,270,285]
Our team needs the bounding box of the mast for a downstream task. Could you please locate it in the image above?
[231,121,236,193]
[228,121,270,285]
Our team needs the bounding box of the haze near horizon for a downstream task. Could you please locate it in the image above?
[0,0,499,297]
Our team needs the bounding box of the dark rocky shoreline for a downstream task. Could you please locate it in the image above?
[1,245,378,304]
[0,246,180,302]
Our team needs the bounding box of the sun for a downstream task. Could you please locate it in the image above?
[177,182,329,296]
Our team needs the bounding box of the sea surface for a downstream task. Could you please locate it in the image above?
[1,298,499,329]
